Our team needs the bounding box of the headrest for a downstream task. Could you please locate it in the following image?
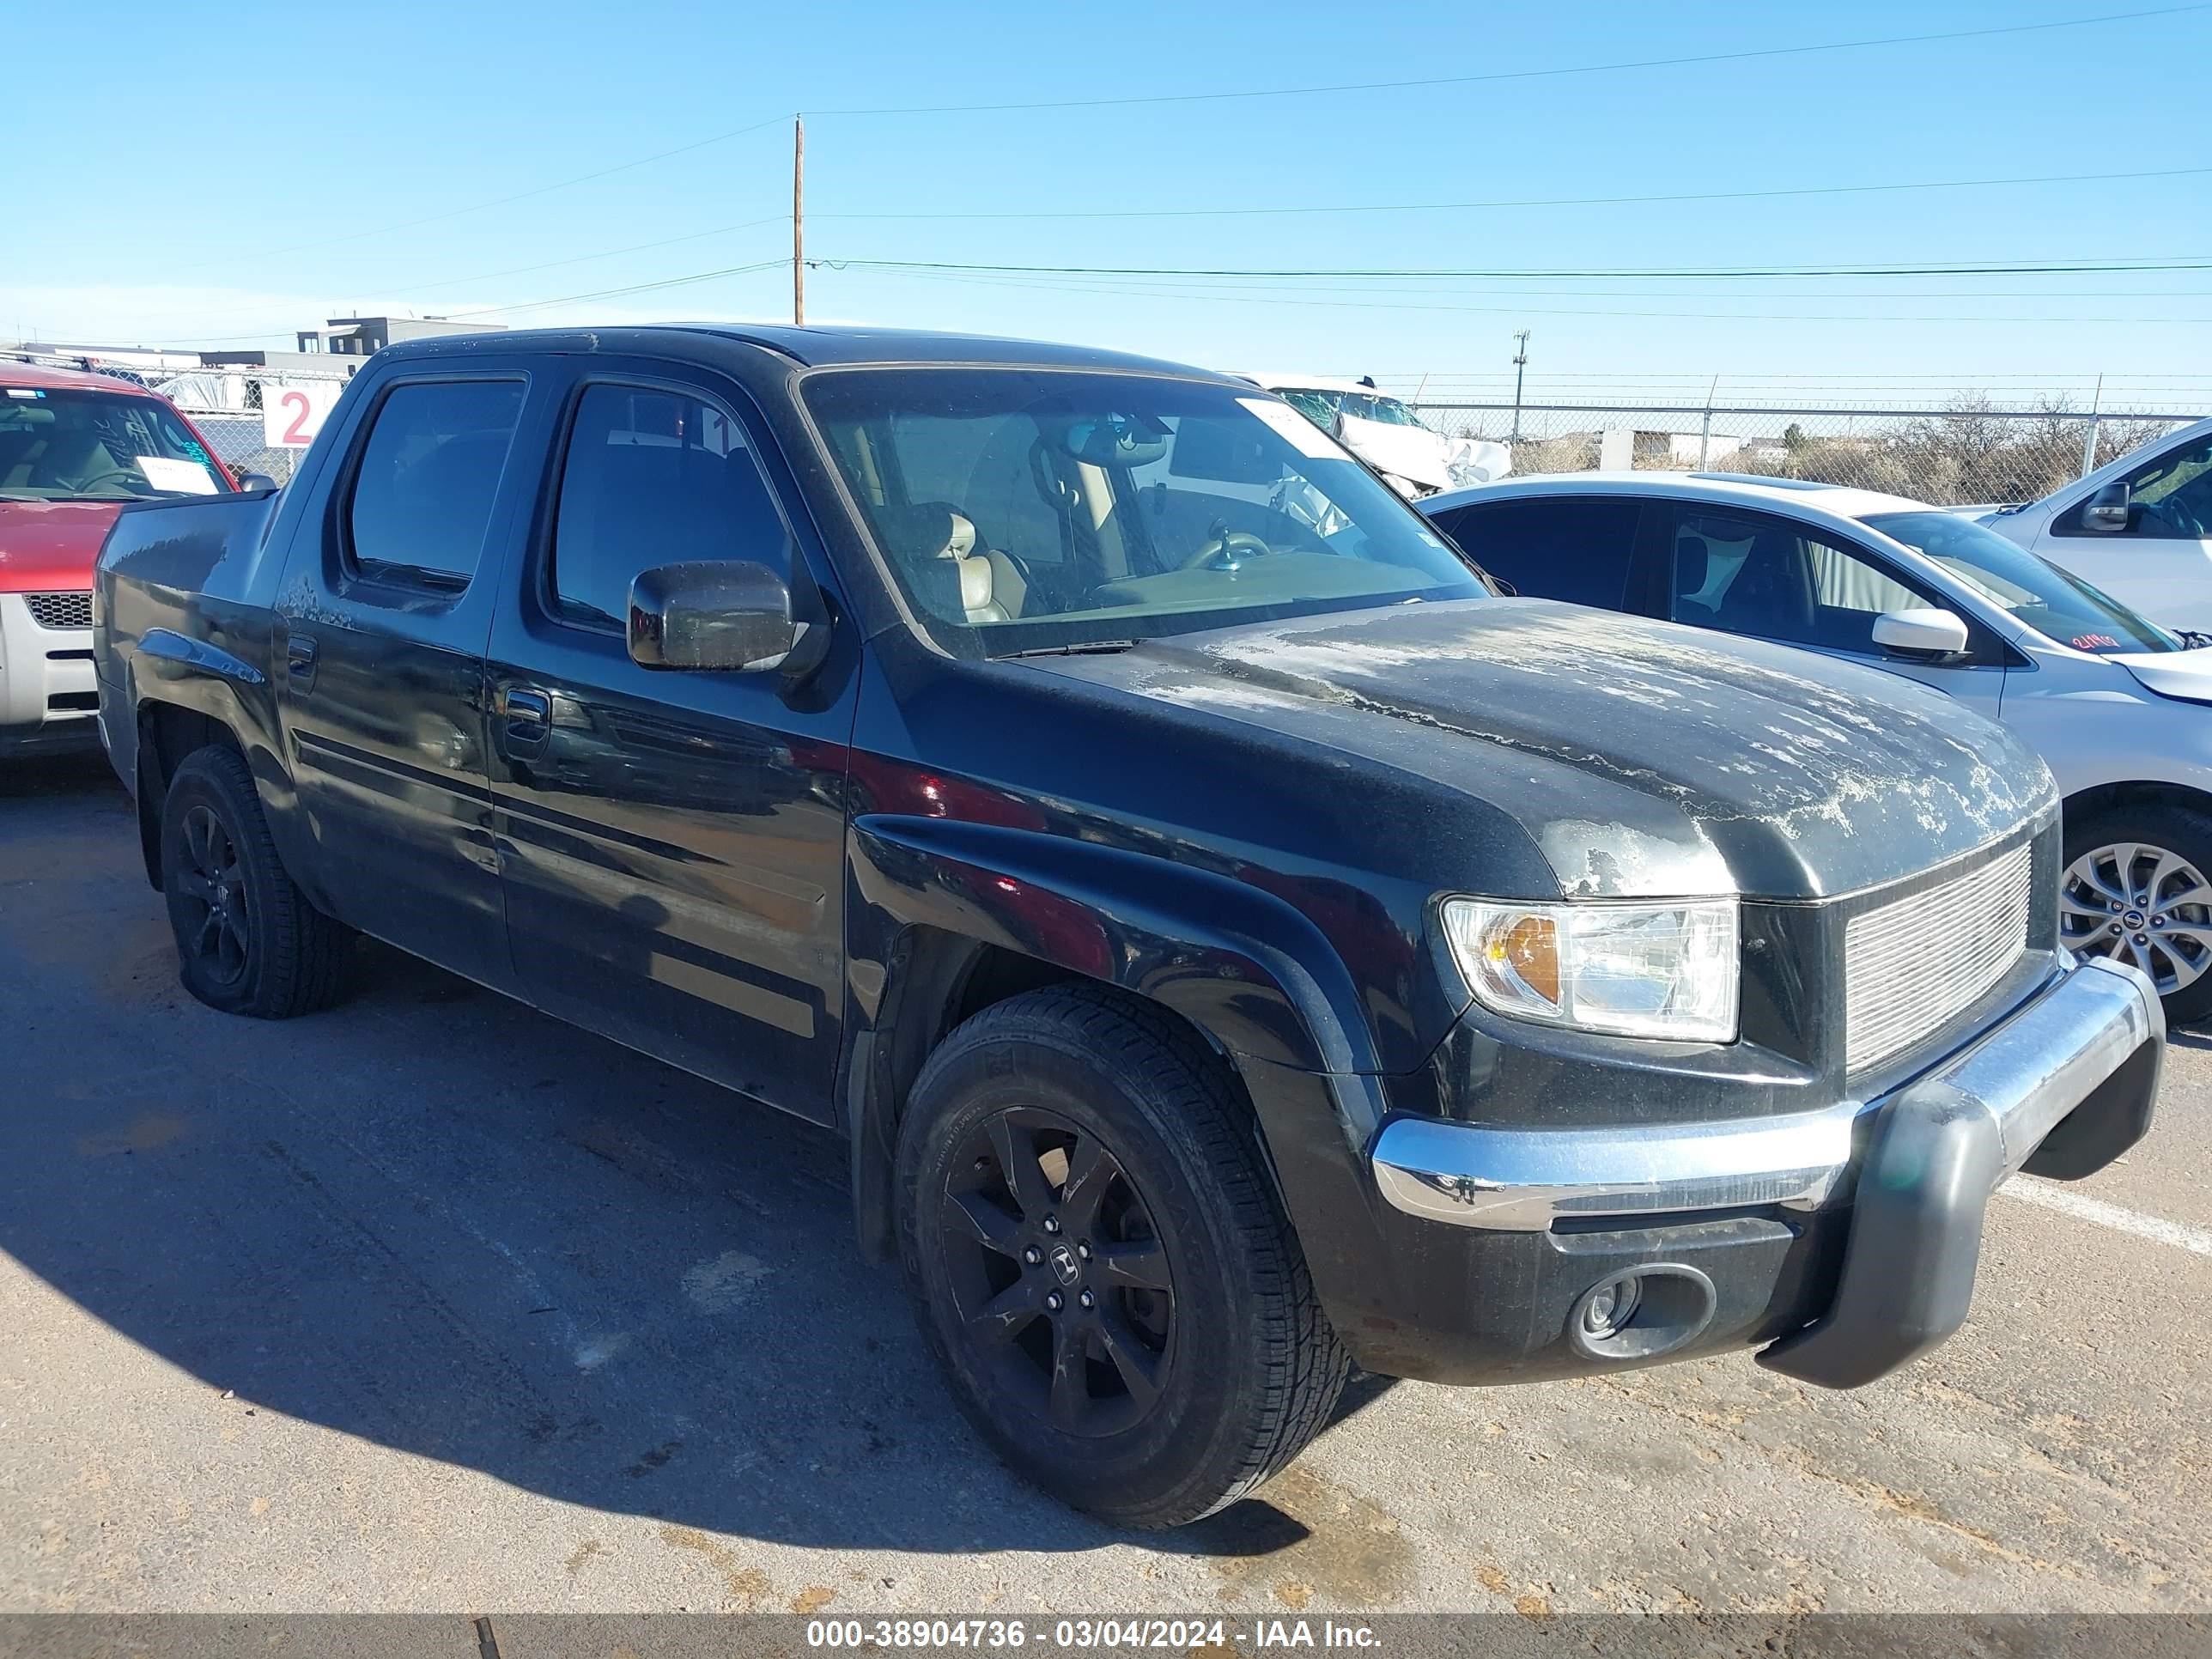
[876,501,977,563]
[1674,535,1709,591]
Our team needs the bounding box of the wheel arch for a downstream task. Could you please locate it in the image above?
[2062,777,2212,835]
[842,816,1386,1264]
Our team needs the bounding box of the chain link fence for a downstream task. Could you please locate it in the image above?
[136,366,354,484]
[1410,399,2200,507]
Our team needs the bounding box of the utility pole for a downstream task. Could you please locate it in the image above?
[1509,330,1530,446]
[2081,371,2104,478]
[1698,372,1719,469]
[792,114,805,327]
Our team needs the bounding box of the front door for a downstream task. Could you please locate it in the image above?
[276,369,535,990]
[1656,502,2009,721]
[2031,428,2212,632]
[484,370,855,1121]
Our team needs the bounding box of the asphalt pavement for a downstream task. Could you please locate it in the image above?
[3,751,2208,1619]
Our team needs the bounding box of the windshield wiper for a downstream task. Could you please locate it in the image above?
[995,639,1143,659]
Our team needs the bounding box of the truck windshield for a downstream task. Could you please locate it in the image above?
[804,368,1485,655]
[0,386,230,501]
[1864,509,2182,654]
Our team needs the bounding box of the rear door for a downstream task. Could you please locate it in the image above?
[1654,501,2009,720]
[276,366,538,989]
[2030,429,2212,630]
[483,365,855,1122]
[1426,495,1649,611]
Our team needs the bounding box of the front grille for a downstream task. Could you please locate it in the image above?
[1844,841,2033,1073]
[24,591,92,630]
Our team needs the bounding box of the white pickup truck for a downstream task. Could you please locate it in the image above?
[1981,416,2212,629]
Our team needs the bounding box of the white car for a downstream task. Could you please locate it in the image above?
[1980,416,2212,630]
[1243,374,1510,499]
[1423,471,2212,1022]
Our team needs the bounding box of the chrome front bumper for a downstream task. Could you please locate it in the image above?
[1371,954,2161,1234]
[1369,953,2164,1388]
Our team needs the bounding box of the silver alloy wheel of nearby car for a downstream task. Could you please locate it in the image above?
[2060,840,2212,996]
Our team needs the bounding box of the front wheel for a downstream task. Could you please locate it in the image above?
[2062,799,2212,1025]
[896,986,1348,1528]
[160,744,354,1018]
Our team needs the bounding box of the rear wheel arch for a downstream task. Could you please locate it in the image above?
[134,702,245,890]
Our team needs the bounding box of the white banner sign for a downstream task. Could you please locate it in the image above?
[260,380,343,448]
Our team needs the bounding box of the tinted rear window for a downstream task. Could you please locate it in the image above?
[1435,497,1641,609]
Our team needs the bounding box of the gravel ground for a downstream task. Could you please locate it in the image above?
[3,752,2207,1620]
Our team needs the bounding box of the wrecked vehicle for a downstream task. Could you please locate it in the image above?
[1245,374,1510,498]
[96,325,2162,1528]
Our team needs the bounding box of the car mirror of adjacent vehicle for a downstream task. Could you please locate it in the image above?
[1870,607,1972,659]
[2082,481,2132,533]
[628,560,813,674]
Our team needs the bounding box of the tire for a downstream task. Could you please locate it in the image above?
[896,984,1349,1528]
[2063,797,2212,1027]
[160,744,354,1018]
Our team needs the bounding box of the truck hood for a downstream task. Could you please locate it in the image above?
[0,499,124,593]
[1031,600,2054,901]
[2109,645,2212,705]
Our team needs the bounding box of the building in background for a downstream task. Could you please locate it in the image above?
[294,316,499,356]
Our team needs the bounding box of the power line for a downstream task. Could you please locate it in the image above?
[805,3,2209,115]
[445,259,787,319]
[822,254,2212,282]
[400,215,790,296]
[176,116,788,273]
[862,264,2211,326]
[817,164,2212,223]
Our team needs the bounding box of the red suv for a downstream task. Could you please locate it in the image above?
[1,361,242,756]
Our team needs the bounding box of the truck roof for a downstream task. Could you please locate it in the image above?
[376,323,1243,380]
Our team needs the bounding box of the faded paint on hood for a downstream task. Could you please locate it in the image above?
[1032,599,2054,902]
[0,500,127,593]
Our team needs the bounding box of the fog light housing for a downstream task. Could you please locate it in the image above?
[1566,1265,1717,1362]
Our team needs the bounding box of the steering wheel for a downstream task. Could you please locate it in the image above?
[72,463,144,495]
[1182,528,1274,571]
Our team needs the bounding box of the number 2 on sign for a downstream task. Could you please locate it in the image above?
[280,391,313,445]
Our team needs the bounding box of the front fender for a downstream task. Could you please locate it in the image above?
[852,812,1382,1086]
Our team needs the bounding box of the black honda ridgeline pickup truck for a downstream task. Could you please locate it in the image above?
[96,326,2163,1527]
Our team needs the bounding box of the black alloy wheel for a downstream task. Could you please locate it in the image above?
[160,744,355,1018]
[173,802,252,989]
[896,985,1349,1528]
[937,1105,1176,1438]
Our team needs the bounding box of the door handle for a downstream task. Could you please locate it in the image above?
[500,686,552,756]
[286,634,318,690]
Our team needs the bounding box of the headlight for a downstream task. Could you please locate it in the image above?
[1442,897,1739,1042]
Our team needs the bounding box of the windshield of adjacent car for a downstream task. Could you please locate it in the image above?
[804,368,1486,655]
[0,386,231,501]
[1864,508,2183,654]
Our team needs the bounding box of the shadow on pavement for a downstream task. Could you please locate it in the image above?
[0,756,1374,1567]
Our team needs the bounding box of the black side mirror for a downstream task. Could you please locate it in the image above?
[2083,481,2131,533]
[236,471,279,492]
[628,561,813,673]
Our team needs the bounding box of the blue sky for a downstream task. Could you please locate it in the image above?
[9,0,2210,407]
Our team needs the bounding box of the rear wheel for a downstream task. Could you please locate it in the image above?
[896,985,1348,1528]
[2062,798,2212,1025]
[160,745,354,1018]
